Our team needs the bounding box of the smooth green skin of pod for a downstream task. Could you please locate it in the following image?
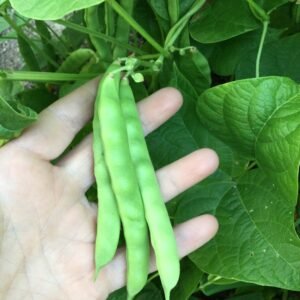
[113,0,134,59]
[99,70,150,298]
[119,78,180,300]
[168,0,180,26]
[85,5,112,63]
[93,63,121,275]
[56,49,97,74]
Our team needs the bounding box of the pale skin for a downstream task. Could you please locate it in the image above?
[0,79,219,300]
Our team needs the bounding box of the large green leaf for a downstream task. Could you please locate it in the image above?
[176,48,211,95]
[9,0,104,20]
[167,62,247,177]
[190,76,300,290]
[236,33,300,82]
[210,28,281,76]
[190,170,300,290]
[0,81,37,139]
[257,0,290,12]
[189,0,260,43]
[197,76,300,201]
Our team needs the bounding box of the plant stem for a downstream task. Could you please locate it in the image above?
[55,20,145,56]
[106,0,168,57]
[136,54,160,60]
[165,0,206,49]
[198,276,222,291]
[0,70,98,82]
[255,20,269,78]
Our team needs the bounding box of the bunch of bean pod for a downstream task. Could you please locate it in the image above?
[93,61,180,300]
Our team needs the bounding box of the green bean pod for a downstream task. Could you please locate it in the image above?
[168,0,180,26]
[85,5,112,63]
[93,63,121,274]
[99,65,150,299]
[119,77,180,300]
[57,49,98,74]
[112,0,134,59]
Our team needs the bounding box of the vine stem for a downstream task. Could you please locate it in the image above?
[255,20,269,78]
[0,71,99,82]
[106,0,168,57]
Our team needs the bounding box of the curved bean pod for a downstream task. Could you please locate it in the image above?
[57,48,98,74]
[119,77,180,300]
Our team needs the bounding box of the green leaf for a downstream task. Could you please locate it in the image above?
[107,283,163,300]
[236,33,300,82]
[0,92,37,139]
[171,258,204,300]
[258,0,290,13]
[0,80,23,100]
[9,0,105,20]
[18,87,56,113]
[61,11,87,51]
[192,76,300,290]
[189,0,260,43]
[190,170,300,291]
[197,76,300,201]
[176,47,211,95]
[0,16,9,32]
[209,28,281,76]
[167,62,248,177]
[146,0,170,36]
[134,1,162,43]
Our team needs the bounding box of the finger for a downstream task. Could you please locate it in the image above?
[57,88,183,191]
[98,214,218,295]
[13,78,99,160]
[137,87,183,135]
[157,148,219,201]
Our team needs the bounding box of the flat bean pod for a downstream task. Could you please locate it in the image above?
[119,77,180,300]
[99,65,149,299]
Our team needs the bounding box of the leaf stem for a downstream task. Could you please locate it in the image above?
[255,20,269,78]
[106,0,168,57]
[0,70,99,82]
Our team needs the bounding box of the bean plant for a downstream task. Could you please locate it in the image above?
[0,0,300,299]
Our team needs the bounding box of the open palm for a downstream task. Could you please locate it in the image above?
[0,79,219,300]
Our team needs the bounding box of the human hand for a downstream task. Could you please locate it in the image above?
[0,79,219,300]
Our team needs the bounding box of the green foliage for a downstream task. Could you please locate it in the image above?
[0,81,37,139]
[9,0,105,20]
[1,0,300,298]
[189,0,260,43]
